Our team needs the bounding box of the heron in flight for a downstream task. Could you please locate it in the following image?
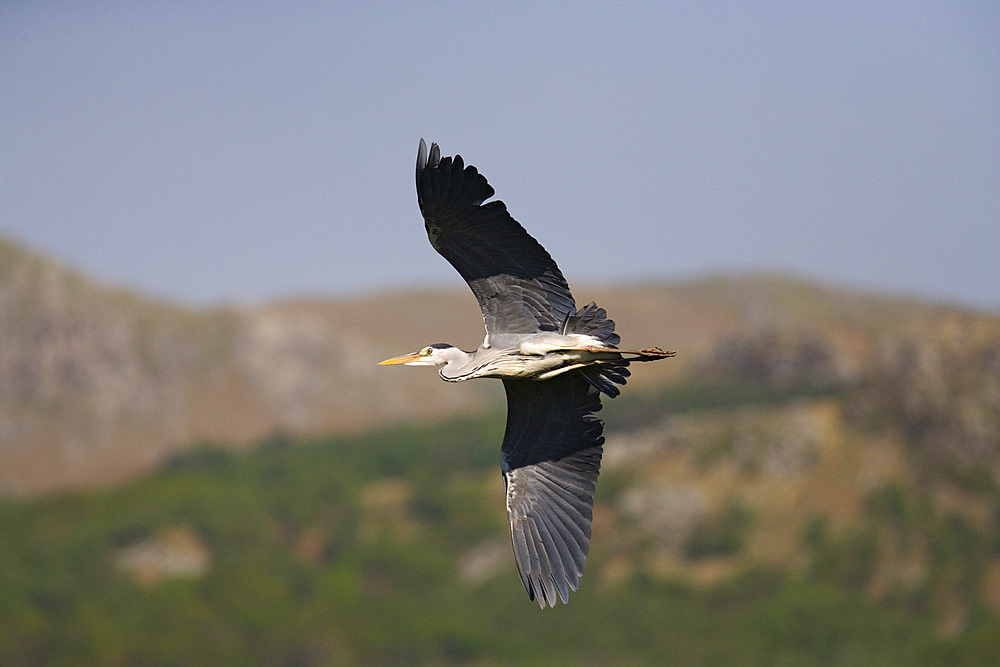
[380,140,674,607]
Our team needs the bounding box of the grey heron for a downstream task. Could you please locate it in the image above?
[379,140,674,608]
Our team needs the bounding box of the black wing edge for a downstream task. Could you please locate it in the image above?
[416,138,495,215]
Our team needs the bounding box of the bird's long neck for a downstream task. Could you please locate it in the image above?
[439,347,477,382]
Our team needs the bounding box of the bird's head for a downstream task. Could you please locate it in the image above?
[378,343,460,367]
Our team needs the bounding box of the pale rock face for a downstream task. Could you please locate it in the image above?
[0,240,495,494]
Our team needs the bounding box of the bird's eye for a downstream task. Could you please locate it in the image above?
[420,347,433,356]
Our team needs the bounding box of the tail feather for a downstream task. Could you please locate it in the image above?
[563,302,674,398]
[578,363,631,398]
[561,302,620,347]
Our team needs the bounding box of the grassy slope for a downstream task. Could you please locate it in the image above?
[1,380,997,665]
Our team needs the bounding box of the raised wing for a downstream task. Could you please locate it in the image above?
[500,372,605,608]
[415,139,576,339]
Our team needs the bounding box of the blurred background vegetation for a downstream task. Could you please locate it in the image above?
[3,382,999,663]
[2,238,999,664]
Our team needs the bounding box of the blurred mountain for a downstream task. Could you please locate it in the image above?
[1,236,998,498]
[0,237,489,494]
[3,236,1000,662]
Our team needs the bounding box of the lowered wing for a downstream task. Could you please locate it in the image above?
[500,372,605,608]
[415,139,576,340]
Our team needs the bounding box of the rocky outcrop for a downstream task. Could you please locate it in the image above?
[0,240,491,494]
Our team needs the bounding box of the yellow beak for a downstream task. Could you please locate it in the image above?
[377,352,422,366]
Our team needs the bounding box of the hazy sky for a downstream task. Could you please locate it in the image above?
[2,1,998,310]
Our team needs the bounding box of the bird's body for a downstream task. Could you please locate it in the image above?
[383,332,667,383]
[380,141,673,607]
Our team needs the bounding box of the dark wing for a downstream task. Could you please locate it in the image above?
[500,373,605,608]
[415,139,576,338]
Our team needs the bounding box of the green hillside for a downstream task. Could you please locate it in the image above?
[2,372,998,665]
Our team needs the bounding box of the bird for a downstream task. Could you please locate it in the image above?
[379,140,674,608]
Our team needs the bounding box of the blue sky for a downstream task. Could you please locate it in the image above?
[2,1,998,310]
